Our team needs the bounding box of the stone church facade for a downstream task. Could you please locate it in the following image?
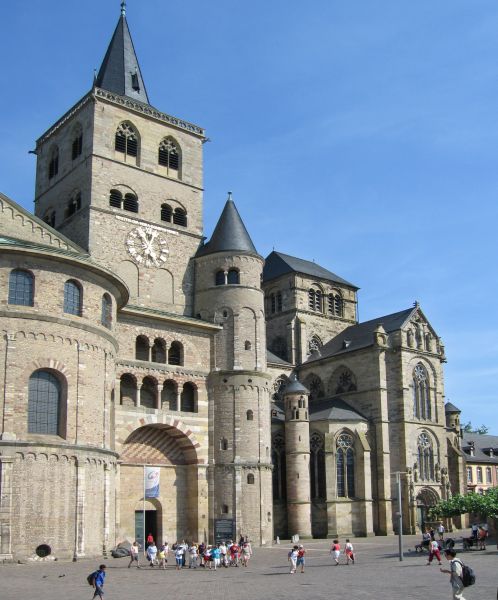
[0,6,465,561]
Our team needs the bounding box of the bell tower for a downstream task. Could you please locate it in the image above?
[33,3,206,315]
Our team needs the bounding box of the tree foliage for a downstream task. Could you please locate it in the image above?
[461,421,489,435]
[429,488,498,520]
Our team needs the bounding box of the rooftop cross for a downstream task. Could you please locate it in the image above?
[121,1,126,16]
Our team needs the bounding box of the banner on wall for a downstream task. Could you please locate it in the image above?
[144,466,160,498]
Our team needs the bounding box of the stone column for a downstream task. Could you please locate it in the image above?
[175,388,181,412]
[114,377,121,406]
[136,382,142,408]
[232,312,241,370]
[156,384,163,410]
[74,457,86,559]
[102,463,110,557]
[0,456,14,560]
[1,333,17,440]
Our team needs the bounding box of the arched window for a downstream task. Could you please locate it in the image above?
[161,204,172,222]
[63,280,82,316]
[8,269,34,306]
[115,121,138,159]
[168,341,183,366]
[247,473,255,485]
[181,382,196,412]
[120,373,137,406]
[310,432,326,499]
[417,432,435,481]
[141,376,156,409]
[43,210,56,227]
[28,370,63,436]
[71,125,83,160]
[246,409,254,421]
[135,335,150,361]
[151,338,166,363]
[303,373,324,402]
[66,190,82,218]
[123,193,138,213]
[308,335,322,355]
[158,137,180,174]
[328,292,344,317]
[161,379,177,411]
[173,208,187,227]
[215,270,225,286]
[222,504,229,514]
[48,146,59,179]
[245,340,252,351]
[336,433,355,498]
[329,367,357,395]
[227,269,239,284]
[413,363,431,420]
[101,294,112,328]
[277,292,283,312]
[272,434,286,500]
[220,438,228,451]
[109,189,123,208]
[269,293,276,314]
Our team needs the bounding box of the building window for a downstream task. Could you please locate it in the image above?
[467,466,473,484]
[71,126,83,159]
[173,208,187,227]
[123,193,138,213]
[8,269,34,306]
[162,379,177,411]
[303,373,324,402]
[48,146,59,179]
[417,432,435,481]
[412,363,431,420]
[308,335,322,355]
[161,204,172,222]
[277,292,283,312]
[476,466,483,484]
[227,269,239,284]
[329,367,358,395]
[28,370,63,435]
[245,340,252,351]
[180,382,196,412]
[135,335,149,361]
[247,473,255,484]
[65,190,82,218]
[63,280,82,316]
[270,293,276,313]
[310,432,326,499]
[328,292,344,317]
[115,121,138,159]
[43,210,56,227]
[168,341,183,366]
[246,409,254,421]
[220,438,228,451]
[336,433,355,498]
[215,270,225,286]
[308,288,322,312]
[109,189,122,208]
[151,338,166,363]
[222,504,229,514]
[101,294,112,328]
[158,137,180,174]
[272,434,286,501]
[486,466,492,484]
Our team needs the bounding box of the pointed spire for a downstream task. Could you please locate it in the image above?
[95,4,150,104]
[196,193,259,257]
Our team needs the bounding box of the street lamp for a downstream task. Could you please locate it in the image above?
[391,471,408,561]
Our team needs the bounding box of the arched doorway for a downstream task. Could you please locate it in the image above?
[120,424,199,544]
[416,487,440,532]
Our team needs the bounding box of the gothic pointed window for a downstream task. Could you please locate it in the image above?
[158,137,181,175]
[310,432,326,499]
[28,370,64,436]
[336,433,355,498]
[417,432,435,481]
[63,280,82,316]
[173,207,187,227]
[161,203,172,222]
[8,269,34,306]
[272,434,287,501]
[308,335,322,355]
[413,363,431,420]
[303,373,324,402]
[71,125,83,160]
[109,189,122,208]
[115,121,139,159]
[48,146,59,179]
[330,367,357,395]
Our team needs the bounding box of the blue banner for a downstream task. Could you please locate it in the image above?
[144,466,160,498]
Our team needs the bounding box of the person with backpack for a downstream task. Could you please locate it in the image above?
[440,548,474,599]
[88,565,106,599]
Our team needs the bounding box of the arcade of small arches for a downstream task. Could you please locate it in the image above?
[135,336,184,366]
[118,373,198,413]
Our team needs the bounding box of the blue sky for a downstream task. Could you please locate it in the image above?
[1,1,497,432]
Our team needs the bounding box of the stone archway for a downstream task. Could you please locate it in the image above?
[416,487,440,532]
[119,424,199,544]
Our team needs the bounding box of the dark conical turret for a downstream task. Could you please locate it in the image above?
[196,193,259,257]
[95,3,149,104]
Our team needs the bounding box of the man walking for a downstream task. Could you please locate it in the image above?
[91,565,106,599]
[128,541,141,568]
[440,549,466,600]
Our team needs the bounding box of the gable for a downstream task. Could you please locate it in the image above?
[402,305,439,339]
[0,192,85,253]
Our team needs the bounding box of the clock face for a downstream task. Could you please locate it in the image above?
[126,226,169,268]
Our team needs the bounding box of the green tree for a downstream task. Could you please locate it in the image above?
[461,421,489,435]
[429,488,498,520]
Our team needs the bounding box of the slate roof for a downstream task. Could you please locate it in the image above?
[308,307,415,361]
[263,251,358,289]
[461,434,498,464]
[267,350,292,366]
[310,397,368,422]
[445,402,461,413]
[96,12,150,104]
[283,373,309,395]
[196,197,259,257]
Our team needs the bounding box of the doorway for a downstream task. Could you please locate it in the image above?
[135,510,158,547]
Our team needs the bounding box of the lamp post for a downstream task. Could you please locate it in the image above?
[391,471,407,561]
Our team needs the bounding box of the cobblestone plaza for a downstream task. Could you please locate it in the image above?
[0,534,496,600]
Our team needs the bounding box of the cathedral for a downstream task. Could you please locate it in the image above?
[0,6,466,561]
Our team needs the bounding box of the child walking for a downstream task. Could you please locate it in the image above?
[344,539,355,564]
[330,539,341,565]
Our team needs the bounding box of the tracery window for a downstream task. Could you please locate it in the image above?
[310,432,326,499]
[336,433,355,497]
[158,137,180,174]
[101,294,112,329]
[272,434,287,500]
[272,376,288,402]
[28,370,63,436]
[8,269,34,306]
[63,280,82,316]
[412,363,431,420]
[115,121,138,158]
[331,367,357,394]
[308,288,322,312]
[417,432,435,481]
[308,335,322,355]
[303,373,324,402]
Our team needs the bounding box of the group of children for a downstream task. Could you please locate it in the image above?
[129,537,253,571]
[288,538,355,573]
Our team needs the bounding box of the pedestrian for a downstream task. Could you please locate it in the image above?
[147,541,158,567]
[128,541,141,568]
[204,545,212,569]
[427,538,442,565]
[330,539,341,565]
[438,522,445,541]
[158,543,168,569]
[477,526,487,550]
[175,544,184,570]
[188,543,198,568]
[219,541,228,567]
[344,539,355,565]
[440,549,466,600]
[146,532,154,547]
[212,544,221,570]
[471,523,478,540]
[91,564,106,599]
[230,541,240,566]
[241,540,252,567]
[288,544,298,574]
[296,544,306,573]
[198,542,206,567]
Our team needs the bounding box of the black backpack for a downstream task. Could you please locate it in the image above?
[86,571,97,586]
[455,560,476,587]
